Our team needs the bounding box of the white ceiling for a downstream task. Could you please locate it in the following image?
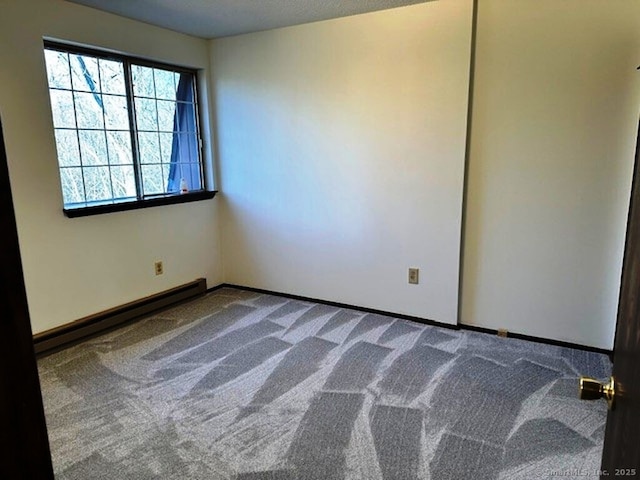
[66,0,433,39]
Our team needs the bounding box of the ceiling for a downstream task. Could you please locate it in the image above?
[66,0,433,39]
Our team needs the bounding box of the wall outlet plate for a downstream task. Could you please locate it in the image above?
[154,261,164,275]
[408,268,419,284]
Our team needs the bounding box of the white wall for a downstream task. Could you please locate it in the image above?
[462,0,640,349]
[212,1,473,324]
[0,0,223,334]
[3,0,634,348]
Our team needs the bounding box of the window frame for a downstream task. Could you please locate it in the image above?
[43,40,216,218]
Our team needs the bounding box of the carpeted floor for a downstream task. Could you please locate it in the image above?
[38,287,611,479]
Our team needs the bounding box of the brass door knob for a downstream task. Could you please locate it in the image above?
[579,376,616,410]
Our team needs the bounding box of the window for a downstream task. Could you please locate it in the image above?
[43,42,213,217]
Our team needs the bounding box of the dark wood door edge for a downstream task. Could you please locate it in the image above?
[0,119,54,476]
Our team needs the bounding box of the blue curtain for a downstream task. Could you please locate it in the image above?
[167,74,200,193]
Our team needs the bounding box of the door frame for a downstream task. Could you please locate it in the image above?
[0,119,54,478]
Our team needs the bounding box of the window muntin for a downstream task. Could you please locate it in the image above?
[43,43,204,211]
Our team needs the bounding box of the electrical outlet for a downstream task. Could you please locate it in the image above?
[408,268,419,285]
[154,261,164,276]
[497,328,508,338]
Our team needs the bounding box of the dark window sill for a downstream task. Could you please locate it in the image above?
[63,190,217,218]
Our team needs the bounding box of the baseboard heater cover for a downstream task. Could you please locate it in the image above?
[33,278,207,355]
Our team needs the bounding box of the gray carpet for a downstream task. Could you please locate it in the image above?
[38,288,611,479]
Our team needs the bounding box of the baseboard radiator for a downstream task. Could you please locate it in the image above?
[33,278,207,355]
